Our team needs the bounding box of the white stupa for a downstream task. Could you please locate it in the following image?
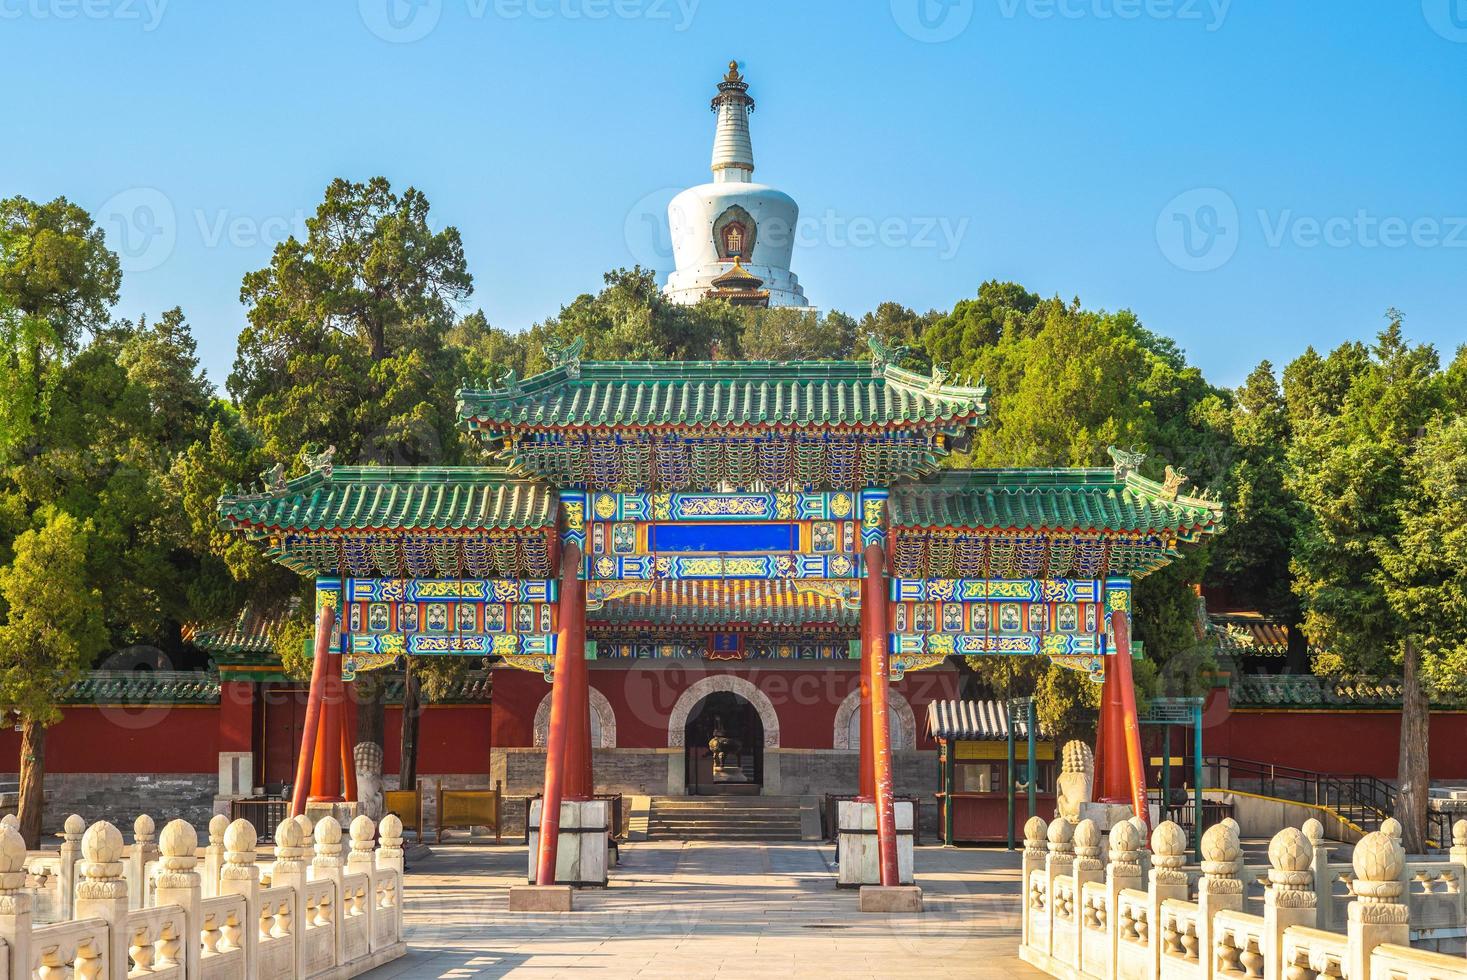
[663,62,811,308]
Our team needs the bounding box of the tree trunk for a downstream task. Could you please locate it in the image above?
[1395,638,1430,854]
[17,719,46,849]
[398,665,422,792]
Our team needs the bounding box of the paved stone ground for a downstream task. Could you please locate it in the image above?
[361,840,1045,978]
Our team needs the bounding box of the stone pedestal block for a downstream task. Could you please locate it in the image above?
[508,885,574,912]
[1076,801,1134,832]
[304,801,358,827]
[858,885,923,913]
[837,800,915,887]
[527,799,610,888]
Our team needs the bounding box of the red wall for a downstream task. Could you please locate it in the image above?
[13,674,1460,784]
[0,705,221,774]
[1200,688,1467,780]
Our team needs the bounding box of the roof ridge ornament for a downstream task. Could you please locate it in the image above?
[1159,464,1189,501]
[259,462,286,493]
[497,367,523,394]
[926,362,950,392]
[867,335,911,374]
[1107,445,1147,479]
[301,445,336,479]
[545,336,586,378]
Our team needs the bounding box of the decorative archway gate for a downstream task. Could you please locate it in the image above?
[218,341,1224,886]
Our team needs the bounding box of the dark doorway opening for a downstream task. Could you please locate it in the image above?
[684,691,763,796]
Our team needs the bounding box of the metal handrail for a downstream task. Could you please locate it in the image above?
[1203,756,1452,847]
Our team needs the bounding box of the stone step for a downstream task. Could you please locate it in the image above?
[648,795,808,841]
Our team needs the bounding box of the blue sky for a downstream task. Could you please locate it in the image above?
[4,1,1464,389]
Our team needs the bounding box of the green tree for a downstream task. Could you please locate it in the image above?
[1284,316,1451,851]
[736,306,857,360]
[520,268,740,373]
[1207,362,1300,624]
[0,511,107,846]
[232,177,475,794]
[926,283,1227,728]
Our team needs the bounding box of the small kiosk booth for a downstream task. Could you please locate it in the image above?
[929,699,1056,845]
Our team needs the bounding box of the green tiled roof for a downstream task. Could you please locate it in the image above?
[887,468,1224,536]
[62,670,221,704]
[217,467,556,534]
[192,602,294,658]
[457,360,990,432]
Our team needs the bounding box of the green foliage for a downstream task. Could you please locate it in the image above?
[231,177,473,468]
[1206,362,1300,619]
[0,511,107,724]
[1381,410,1467,698]
[1284,319,1446,674]
[736,306,857,361]
[926,282,1227,724]
[520,268,740,373]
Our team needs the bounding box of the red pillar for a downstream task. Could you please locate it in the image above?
[311,654,344,803]
[864,543,900,887]
[1110,609,1150,829]
[1094,662,1131,804]
[858,599,876,799]
[535,541,582,885]
[562,557,592,801]
[290,605,334,817]
[340,693,359,803]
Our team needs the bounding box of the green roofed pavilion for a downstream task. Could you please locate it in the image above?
[216,464,558,578]
[456,343,990,489]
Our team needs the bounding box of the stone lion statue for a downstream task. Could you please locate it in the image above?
[1055,740,1095,824]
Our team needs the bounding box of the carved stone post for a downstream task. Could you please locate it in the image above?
[1070,819,1103,973]
[1300,817,1336,931]
[376,814,404,877]
[376,814,404,941]
[271,818,308,958]
[1148,822,1190,980]
[1021,816,1047,949]
[1346,831,1409,980]
[311,818,345,888]
[293,813,315,848]
[0,826,32,980]
[1263,827,1315,979]
[1197,821,1244,980]
[153,819,202,979]
[347,815,376,877]
[59,812,84,919]
[1104,819,1143,974]
[130,814,158,909]
[1044,817,1075,957]
[73,821,129,980]
[203,813,229,898]
[219,818,259,968]
[1129,814,1152,882]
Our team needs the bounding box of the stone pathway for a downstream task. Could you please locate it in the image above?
[361,839,1044,978]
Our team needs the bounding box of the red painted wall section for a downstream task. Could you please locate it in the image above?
[0,705,220,774]
[218,681,254,753]
[1201,685,1467,779]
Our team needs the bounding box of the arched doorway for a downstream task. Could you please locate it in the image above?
[684,691,763,796]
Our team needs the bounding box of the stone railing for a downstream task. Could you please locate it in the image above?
[0,809,407,979]
[1018,814,1467,980]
